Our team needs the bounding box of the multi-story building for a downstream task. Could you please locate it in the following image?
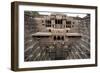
[32,13,81,45]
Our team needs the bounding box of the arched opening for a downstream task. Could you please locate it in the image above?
[48,29,51,32]
[54,36,56,41]
[66,30,68,33]
[61,36,64,40]
[57,36,60,40]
